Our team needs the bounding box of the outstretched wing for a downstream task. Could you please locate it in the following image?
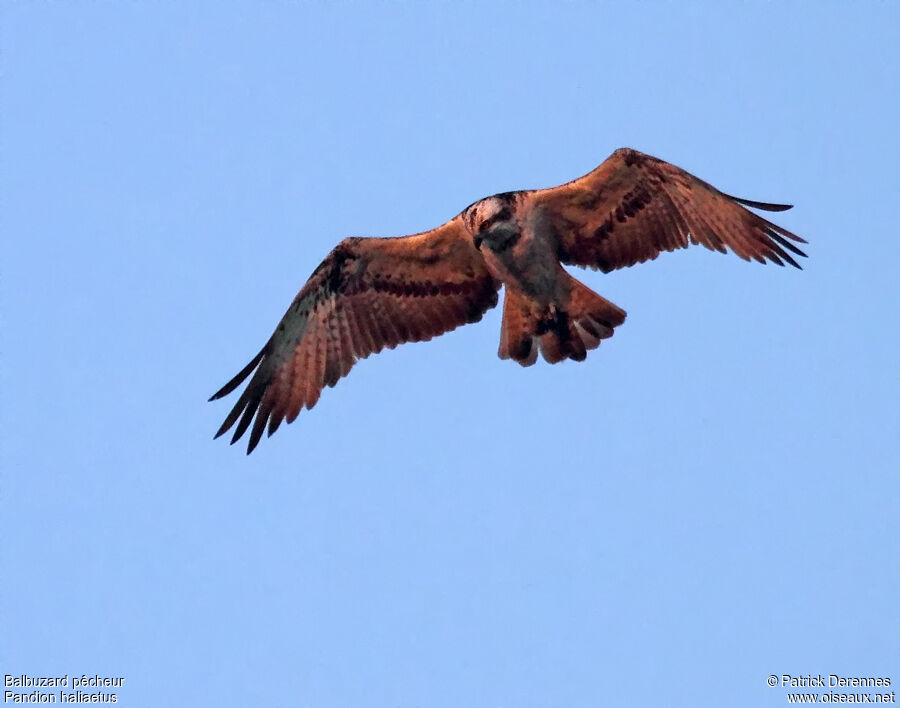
[210,217,499,453]
[529,148,807,272]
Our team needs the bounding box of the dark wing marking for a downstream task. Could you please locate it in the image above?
[210,217,499,453]
[528,148,807,272]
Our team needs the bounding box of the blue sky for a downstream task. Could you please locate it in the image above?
[2,2,897,706]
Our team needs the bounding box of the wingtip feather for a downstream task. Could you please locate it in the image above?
[722,191,794,212]
[209,344,269,402]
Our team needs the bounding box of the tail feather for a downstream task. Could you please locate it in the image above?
[498,290,539,366]
[498,277,626,366]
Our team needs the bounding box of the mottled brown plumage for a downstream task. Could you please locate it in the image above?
[211,148,806,453]
[538,148,804,271]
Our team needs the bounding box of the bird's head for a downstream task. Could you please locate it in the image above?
[466,194,520,252]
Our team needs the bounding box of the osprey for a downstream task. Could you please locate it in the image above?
[211,148,806,453]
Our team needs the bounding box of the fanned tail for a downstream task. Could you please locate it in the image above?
[498,277,626,366]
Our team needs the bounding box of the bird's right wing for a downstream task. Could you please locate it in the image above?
[527,148,807,272]
[210,217,499,453]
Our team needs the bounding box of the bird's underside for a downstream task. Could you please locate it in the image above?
[211,147,807,453]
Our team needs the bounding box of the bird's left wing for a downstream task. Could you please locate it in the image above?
[210,217,499,453]
[526,148,807,272]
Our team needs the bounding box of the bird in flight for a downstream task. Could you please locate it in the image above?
[211,148,806,453]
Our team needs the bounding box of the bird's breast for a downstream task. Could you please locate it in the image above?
[482,225,563,302]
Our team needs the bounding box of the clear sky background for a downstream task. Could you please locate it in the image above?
[2,3,897,707]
